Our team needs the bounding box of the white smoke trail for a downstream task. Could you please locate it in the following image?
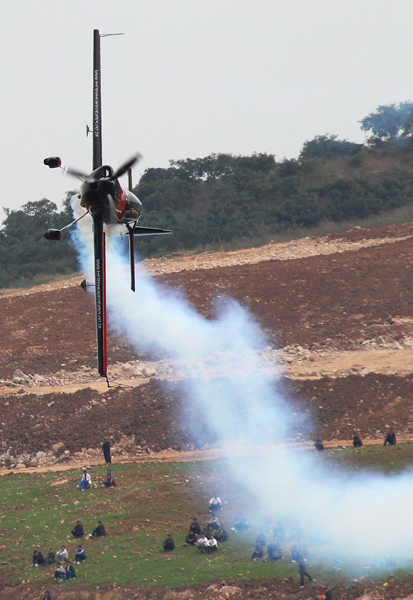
[72,203,413,568]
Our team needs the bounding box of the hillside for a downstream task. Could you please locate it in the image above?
[1,222,413,468]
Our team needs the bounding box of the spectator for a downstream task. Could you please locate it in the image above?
[65,561,76,580]
[384,432,396,446]
[71,520,84,539]
[209,495,222,512]
[315,439,324,451]
[196,533,209,553]
[189,517,202,536]
[74,544,87,563]
[207,513,221,530]
[233,515,250,532]
[184,531,198,546]
[92,520,106,537]
[102,439,111,464]
[101,469,116,488]
[45,548,55,564]
[162,534,175,552]
[252,542,264,560]
[207,534,218,552]
[42,592,52,600]
[273,522,285,543]
[78,469,92,491]
[54,563,65,580]
[353,434,363,448]
[32,550,45,566]
[56,545,69,563]
[256,531,267,547]
[267,542,283,561]
[298,554,314,587]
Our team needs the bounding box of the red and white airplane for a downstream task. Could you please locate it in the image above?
[43,30,171,381]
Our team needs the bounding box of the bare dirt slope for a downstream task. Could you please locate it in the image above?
[1,223,413,468]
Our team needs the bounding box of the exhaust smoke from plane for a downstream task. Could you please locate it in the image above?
[72,198,413,569]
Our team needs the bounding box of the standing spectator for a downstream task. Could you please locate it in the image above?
[384,432,396,446]
[298,554,314,587]
[74,544,87,563]
[42,592,52,600]
[71,520,84,539]
[45,548,55,564]
[92,520,106,537]
[56,545,69,563]
[209,495,222,512]
[102,439,111,464]
[163,534,175,552]
[78,469,92,491]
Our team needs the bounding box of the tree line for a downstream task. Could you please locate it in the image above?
[1,102,413,288]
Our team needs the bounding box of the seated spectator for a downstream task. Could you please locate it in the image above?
[207,513,221,530]
[267,542,283,561]
[353,434,363,448]
[184,531,198,546]
[315,439,324,451]
[251,542,264,560]
[65,561,76,580]
[384,432,397,446]
[196,533,209,553]
[273,522,285,543]
[42,592,52,600]
[215,527,228,542]
[56,546,69,563]
[209,495,222,512]
[207,534,218,552]
[233,515,250,531]
[74,545,87,563]
[92,520,106,537]
[162,534,175,552]
[71,520,84,539]
[256,531,267,547]
[32,550,45,566]
[78,469,92,491]
[54,563,65,580]
[102,468,116,488]
[45,548,55,564]
[189,517,202,536]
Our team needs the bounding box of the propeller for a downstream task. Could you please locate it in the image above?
[112,152,142,179]
[65,152,142,184]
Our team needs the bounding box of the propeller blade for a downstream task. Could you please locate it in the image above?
[65,167,97,183]
[113,153,142,179]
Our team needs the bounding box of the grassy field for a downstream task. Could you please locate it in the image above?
[1,444,413,591]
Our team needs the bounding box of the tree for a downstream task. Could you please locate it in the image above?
[360,101,413,145]
[300,135,363,160]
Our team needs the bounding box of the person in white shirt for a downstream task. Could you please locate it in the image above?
[207,534,218,552]
[56,545,69,563]
[209,495,222,512]
[78,469,92,491]
[196,533,208,553]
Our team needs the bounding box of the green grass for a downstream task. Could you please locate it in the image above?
[1,446,413,590]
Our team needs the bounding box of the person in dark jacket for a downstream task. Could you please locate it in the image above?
[267,542,283,560]
[45,548,55,564]
[353,435,363,448]
[74,544,87,563]
[163,534,175,551]
[189,517,202,535]
[102,440,111,464]
[71,520,84,538]
[251,542,264,560]
[384,432,396,446]
[32,550,45,566]
[65,561,76,579]
[42,592,52,600]
[315,439,324,451]
[298,554,314,587]
[184,531,198,546]
[92,520,106,537]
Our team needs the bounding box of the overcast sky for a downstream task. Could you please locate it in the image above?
[1,0,413,214]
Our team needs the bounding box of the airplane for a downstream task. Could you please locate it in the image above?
[43,30,171,382]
